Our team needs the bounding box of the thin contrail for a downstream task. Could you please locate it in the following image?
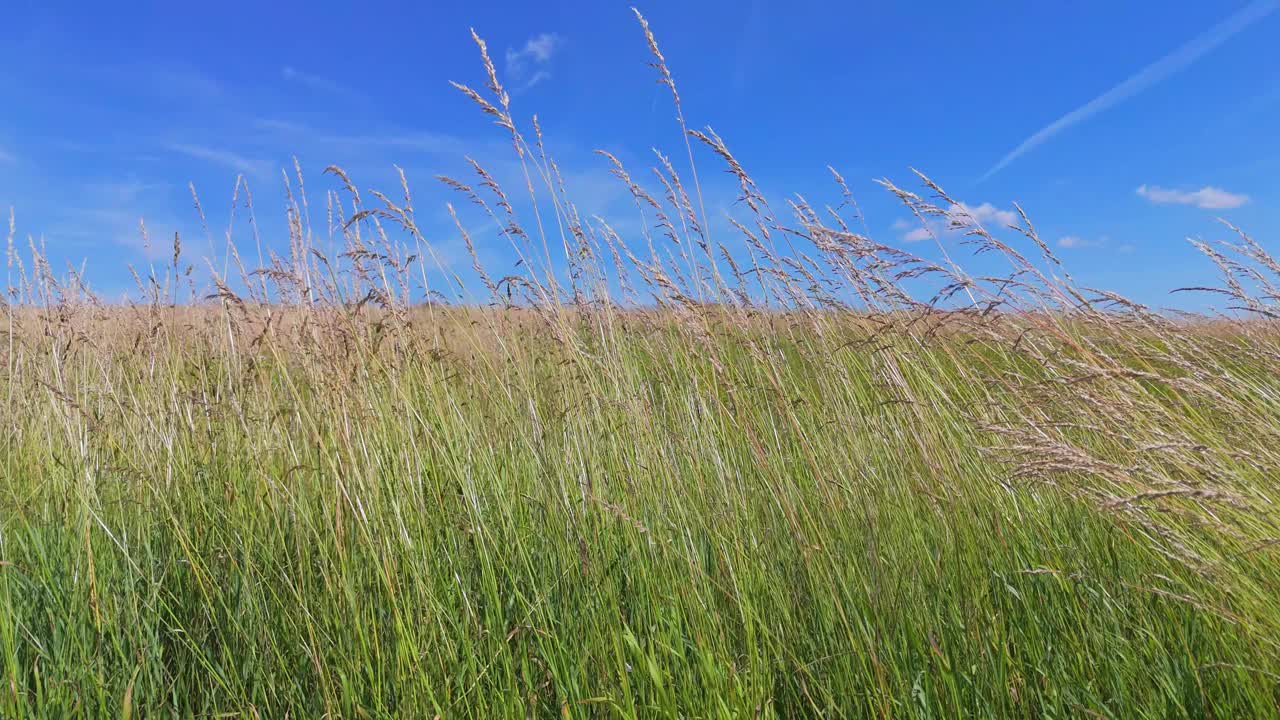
[980,0,1279,181]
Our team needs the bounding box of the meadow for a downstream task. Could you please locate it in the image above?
[3,14,1280,718]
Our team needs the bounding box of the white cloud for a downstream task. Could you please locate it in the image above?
[1136,184,1248,209]
[891,217,934,241]
[0,147,13,163]
[981,0,1279,180]
[893,202,1018,242]
[946,202,1018,228]
[903,226,933,242]
[505,33,562,91]
[523,34,559,63]
[164,143,272,179]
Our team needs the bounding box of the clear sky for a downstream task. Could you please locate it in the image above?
[1,0,1277,309]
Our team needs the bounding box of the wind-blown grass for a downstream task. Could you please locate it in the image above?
[3,12,1280,719]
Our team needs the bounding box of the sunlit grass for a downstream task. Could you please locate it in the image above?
[3,11,1280,718]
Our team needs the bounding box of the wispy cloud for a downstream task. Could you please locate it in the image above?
[164,143,272,179]
[981,0,1279,180]
[254,118,468,156]
[44,178,186,262]
[1137,184,1249,209]
[83,178,167,205]
[505,33,562,91]
[1057,234,1106,249]
[281,66,360,101]
[893,201,1019,242]
[732,0,767,92]
[104,62,228,107]
[0,146,14,164]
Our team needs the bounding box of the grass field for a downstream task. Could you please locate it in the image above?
[4,15,1280,718]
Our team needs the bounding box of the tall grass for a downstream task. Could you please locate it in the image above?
[3,13,1280,718]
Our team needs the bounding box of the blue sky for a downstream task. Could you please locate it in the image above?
[1,0,1277,309]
